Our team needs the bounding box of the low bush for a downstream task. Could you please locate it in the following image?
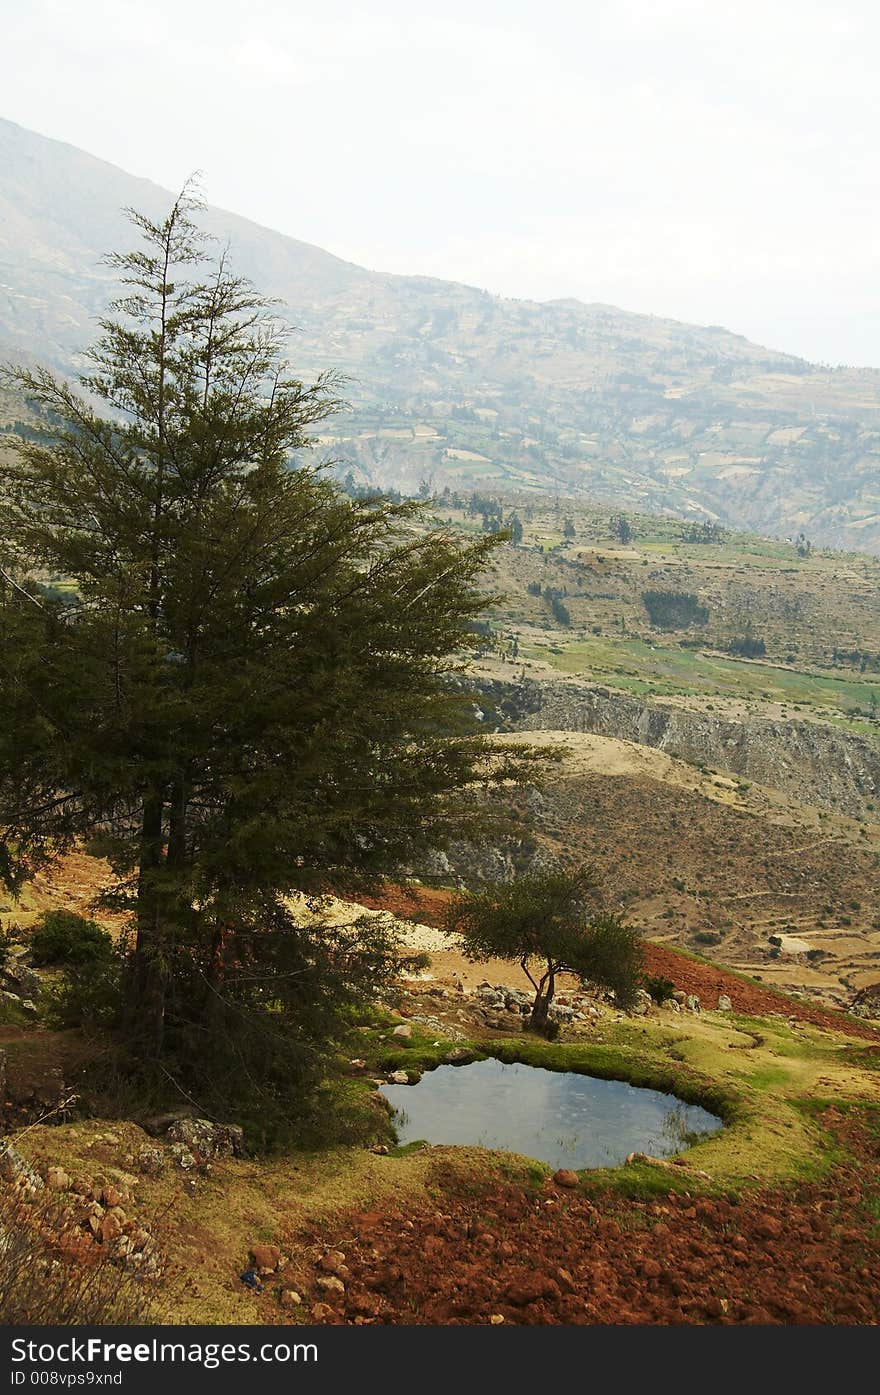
[643,974,676,1004]
[30,911,113,967]
[44,947,126,1031]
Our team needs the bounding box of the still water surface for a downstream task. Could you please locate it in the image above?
[380,1057,722,1171]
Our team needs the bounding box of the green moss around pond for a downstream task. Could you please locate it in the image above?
[356,1008,880,1194]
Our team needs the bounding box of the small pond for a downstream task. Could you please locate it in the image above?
[380,1057,722,1171]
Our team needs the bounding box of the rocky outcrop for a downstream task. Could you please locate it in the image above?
[850,984,880,1020]
[477,677,880,818]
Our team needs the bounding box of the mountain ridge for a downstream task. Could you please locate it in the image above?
[2,115,879,552]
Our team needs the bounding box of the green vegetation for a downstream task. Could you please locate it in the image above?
[642,590,709,630]
[30,910,112,967]
[445,867,643,1030]
[520,634,880,715]
[643,974,676,1005]
[0,192,540,1143]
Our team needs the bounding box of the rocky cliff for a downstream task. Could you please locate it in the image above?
[477,677,880,819]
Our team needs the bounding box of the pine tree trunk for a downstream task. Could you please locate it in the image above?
[128,793,166,1057]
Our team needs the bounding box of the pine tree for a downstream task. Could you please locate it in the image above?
[0,190,536,1123]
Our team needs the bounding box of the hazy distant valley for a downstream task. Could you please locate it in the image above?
[2,115,880,554]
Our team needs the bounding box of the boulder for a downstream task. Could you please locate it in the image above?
[46,1166,71,1191]
[685,994,702,1013]
[316,1274,345,1294]
[166,1117,244,1160]
[504,989,532,1011]
[717,994,733,1011]
[391,1024,412,1041]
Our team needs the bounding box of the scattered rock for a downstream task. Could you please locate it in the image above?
[99,1211,124,1244]
[251,1243,281,1274]
[136,1147,165,1176]
[391,1024,412,1040]
[552,1169,579,1189]
[316,1274,346,1294]
[4,963,42,997]
[46,1166,71,1191]
[318,1249,348,1276]
[387,1070,409,1085]
[718,994,733,1012]
[685,994,702,1013]
[280,1289,302,1308]
[169,1144,196,1170]
[311,1302,334,1320]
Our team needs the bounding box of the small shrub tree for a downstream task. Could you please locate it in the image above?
[445,867,643,1032]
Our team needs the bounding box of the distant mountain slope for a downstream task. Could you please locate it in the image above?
[2,116,879,552]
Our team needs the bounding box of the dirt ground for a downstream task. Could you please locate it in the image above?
[301,1106,880,1325]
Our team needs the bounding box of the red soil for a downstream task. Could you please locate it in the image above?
[301,1107,880,1326]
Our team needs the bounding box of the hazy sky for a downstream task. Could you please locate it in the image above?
[4,0,880,365]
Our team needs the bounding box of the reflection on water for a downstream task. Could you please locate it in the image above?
[379,1057,721,1171]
